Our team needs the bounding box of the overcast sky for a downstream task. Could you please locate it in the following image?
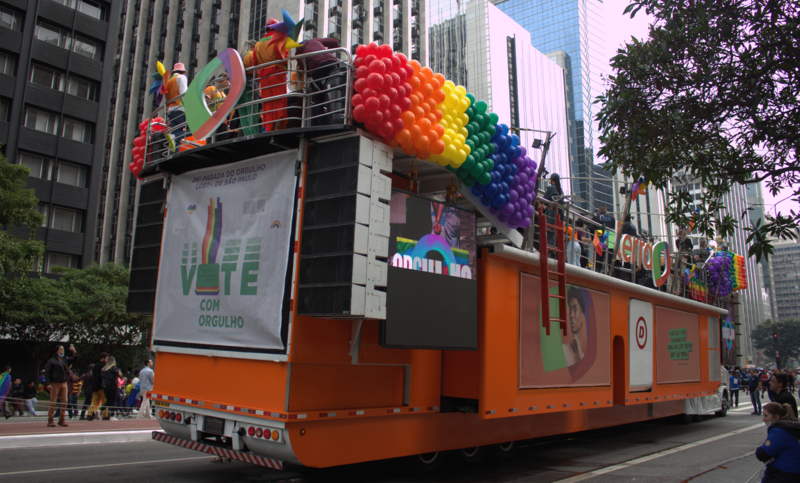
[599,0,798,218]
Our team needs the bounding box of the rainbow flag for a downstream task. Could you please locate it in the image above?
[201,197,223,265]
[0,372,10,408]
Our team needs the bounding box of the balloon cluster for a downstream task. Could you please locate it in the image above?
[429,82,471,167]
[470,127,538,230]
[130,117,167,178]
[394,64,446,159]
[706,252,733,297]
[731,253,748,291]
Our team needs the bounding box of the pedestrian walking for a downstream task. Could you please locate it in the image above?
[8,379,25,416]
[749,370,763,415]
[754,402,800,482]
[43,344,78,427]
[729,371,741,408]
[769,373,798,420]
[79,364,94,419]
[137,359,155,419]
[86,353,109,421]
[54,363,80,420]
[101,356,121,421]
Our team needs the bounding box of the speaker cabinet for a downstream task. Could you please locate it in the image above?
[127,180,168,314]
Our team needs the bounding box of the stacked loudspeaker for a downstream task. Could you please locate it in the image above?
[127,180,168,314]
[298,135,391,319]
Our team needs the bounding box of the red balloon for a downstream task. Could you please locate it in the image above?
[383,73,393,88]
[390,55,401,71]
[382,58,393,73]
[404,64,414,79]
[365,54,377,65]
[362,88,377,99]
[354,57,365,69]
[351,94,364,106]
[390,72,401,87]
[139,120,149,132]
[368,110,384,124]
[398,97,412,112]
[395,52,408,66]
[354,78,367,93]
[386,87,398,102]
[365,96,380,111]
[378,94,390,109]
[356,66,369,79]
[153,117,164,124]
[401,83,413,96]
[378,121,393,138]
[356,44,367,57]
[353,104,368,122]
[152,122,167,132]
[378,43,393,58]
[367,73,384,89]
[133,136,145,147]
[365,42,379,56]
[392,117,405,134]
[383,109,391,123]
[369,59,386,75]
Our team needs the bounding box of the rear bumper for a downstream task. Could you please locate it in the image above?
[152,431,284,469]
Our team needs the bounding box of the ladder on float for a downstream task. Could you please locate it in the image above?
[538,207,568,336]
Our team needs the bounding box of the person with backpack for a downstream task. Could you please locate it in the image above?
[43,344,78,427]
[100,356,121,421]
[86,353,109,421]
[755,402,800,482]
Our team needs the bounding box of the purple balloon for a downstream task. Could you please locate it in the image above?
[497,213,509,222]
[526,179,536,191]
[515,200,524,213]
[524,192,534,204]
[508,189,519,203]
[513,157,525,169]
[519,217,531,229]
[518,172,529,185]
[512,174,521,188]
[501,203,515,216]
[519,146,526,157]
[489,206,500,215]
[509,212,523,225]
[525,204,535,217]
[529,160,537,171]
[516,185,527,196]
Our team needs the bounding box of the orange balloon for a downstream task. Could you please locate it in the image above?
[417,149,430,160]
[414,135,430,151]
[420,82,433,98]
[433,73,446,86]
[396,128,411,144]
[420,67,433,82]
[412,106,425,120]
[409,124,422,139]
[433,123,445,138]
[401,140,416,155]
[408,60,421,74]
[420,102,431,115]
[432,140,445,155]
[427,99,438,111]
[427,130,439,142]
[425,112,437,125]
[409,94,419,108]
[433,109,444,122]
[429,78,441,90]
[388,139,399,147]
[432,89,446,104]
[418,118,432,132]
[408,75,421,92]
[401,111,416,128]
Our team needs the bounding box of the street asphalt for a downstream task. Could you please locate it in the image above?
[0,394,794,483]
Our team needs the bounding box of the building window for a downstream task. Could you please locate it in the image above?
[0,52,15,75]
[37,203,49,221]
[73,35,101,60]
[0,6,22,31]
[24,106,59,135]
[19,152,53,179]
[35,22,72,50]
[56,161,87,187]
[46,252,78,272]
[62,117,92,143]
[30,64,64,91]
[67,76,97,101]
[78,0,106,20]
[0,97,8,121]
[51,206,83,232]
[304,0,319,40]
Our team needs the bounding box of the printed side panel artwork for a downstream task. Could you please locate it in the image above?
[629,299,654,392]
[720,306,736,366]
[519,273,611,388]
[152,150,297,351]
[655,306,701,384]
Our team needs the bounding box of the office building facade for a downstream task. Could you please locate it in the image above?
[768,239,800,321]
[493,0,606,212]
[0,0,118,273]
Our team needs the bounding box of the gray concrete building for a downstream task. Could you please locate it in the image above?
[1,0,118,273]
[768,239,800,321]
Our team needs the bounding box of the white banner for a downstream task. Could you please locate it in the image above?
[629,299,653,392]
[152,150,297,351]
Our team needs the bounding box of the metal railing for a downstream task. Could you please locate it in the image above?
[525,195,720,307]
[143,47,354,166]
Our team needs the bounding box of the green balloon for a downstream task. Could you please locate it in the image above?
[465,139,475,151]
[465,123,474,137]
[489,112,499,125]
[456,169,467,179]
[477,132,487,145]
[483,159,494,172]
[445,165,457,173]
[462,155,476,171]
[469,134,480,146]
[464,178,476,188]
[478,172,492,185]
[474,113,485,127]
[487,143,496,155]
[466,93,476,105]
[465,107,475,118]
[475,146,485,160]
[475,100,488,114]
[469,162,484,176]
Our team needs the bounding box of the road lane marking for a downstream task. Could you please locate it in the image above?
[0,456,211,476]
[551,423,763,483]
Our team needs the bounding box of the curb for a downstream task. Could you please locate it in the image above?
[0,430,162,449]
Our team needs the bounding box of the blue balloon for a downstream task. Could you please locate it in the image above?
[492,193,506,208]
[471,185,483,196]
[508,163,518,176]
[491,142,500,154]
[484,182,498,196]
[495,125,503,137]
[497,153,507,165]
[490,171,500,183]
[501,124,509,135]
[480,196,492,207]
[510,134,519,146]
[514,146,522,158]
[499,181,509,193]
[503,175,515,187]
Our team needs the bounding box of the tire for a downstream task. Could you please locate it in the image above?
[486,441,518,462]
[405,451,443,475]
[453,446,485,465]
[692,414,704,423]
[715,392,728,417]
[675,412,693,425]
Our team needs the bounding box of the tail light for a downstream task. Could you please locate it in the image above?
[247,426,255,437]
[175,413,182,422]
[169,412,176,421]
[271,430,279,441]
[255,428,263,438]
[158,410,164,419]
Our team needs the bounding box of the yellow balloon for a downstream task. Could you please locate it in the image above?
[437,156,450,166]
[445,94,459,110]
[459,127,468,138]
[445,80,456,90]
[444,144,457,159]
[452,138,462,150]
[463,144,471,155]
[441,84,452,96]
[458,98,470,113]
[441,134,452,145]
[445,128,456,138]
[456,134,465,144]
[453,117,464,129]
[451,159,463,169]
[443,115,454,125]
[456,86,467,97]
[459,113,469,125]
[457,149,467,163]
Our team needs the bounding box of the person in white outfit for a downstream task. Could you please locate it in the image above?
[136,359,155,419]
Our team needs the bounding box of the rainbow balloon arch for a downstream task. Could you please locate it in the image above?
[351,43,538,230]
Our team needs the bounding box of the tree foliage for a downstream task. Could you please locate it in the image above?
[751,319,800,362]
[0,153,45,278]
[596,0,799,261]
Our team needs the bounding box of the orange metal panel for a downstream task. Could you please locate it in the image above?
[288,363,406,412]
[288,316,352,364]
[442,350,479,399]
[154,352,288,411]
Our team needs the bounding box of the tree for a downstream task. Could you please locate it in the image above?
[595,0,799,261]
[0,276,74,378]
[751,319,800,363]
[0,153,45,278]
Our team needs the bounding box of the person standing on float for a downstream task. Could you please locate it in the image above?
[166,63,189,142]
[253,19,289,132]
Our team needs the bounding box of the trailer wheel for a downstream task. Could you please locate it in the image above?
[715,392,728,417]
[675,412,693,425]
[487,441,518,462]
[406,451,443,474]
[454,446,485,465]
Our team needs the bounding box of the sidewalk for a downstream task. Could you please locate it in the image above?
[0,417,162,449]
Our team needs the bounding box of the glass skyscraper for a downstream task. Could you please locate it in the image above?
[493,0,608,211]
